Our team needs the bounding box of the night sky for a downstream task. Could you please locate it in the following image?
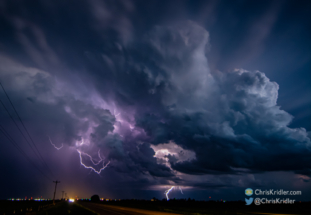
[0,0,311,201]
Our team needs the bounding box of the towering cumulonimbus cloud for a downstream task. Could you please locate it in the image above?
[0,19,310,192]
[100,21,311,177]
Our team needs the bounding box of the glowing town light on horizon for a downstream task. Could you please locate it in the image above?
[77,150,110,174]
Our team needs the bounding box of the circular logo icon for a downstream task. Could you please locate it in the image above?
[245,188,253,196]
[254,198,261,205]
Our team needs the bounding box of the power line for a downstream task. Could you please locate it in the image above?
[0,98,52,177]
[0,124,52,181]
[53,180,60,205]
[0,82,54,178]
[0,99,43,164]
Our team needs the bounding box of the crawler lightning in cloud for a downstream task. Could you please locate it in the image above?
[113,109,120,117]
[76,138,85,146]
[165,186,184,200]
[48,137,63,150]
[77,150,110,174]
[78,150,103,165]
[49,135,109,174]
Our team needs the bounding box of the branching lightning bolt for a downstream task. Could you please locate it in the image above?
[48,136,63,150]
[78,150,103,165]
[77,150,110,174]
[49,136,109,175]
[165,186,183,200]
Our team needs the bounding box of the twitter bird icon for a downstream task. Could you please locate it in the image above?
[245,197,253,205]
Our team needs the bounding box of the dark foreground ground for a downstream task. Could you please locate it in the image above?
[79,202,181,215]
[80,200,311,215]
[1,200,311,215]
[0,201,96,215]
[0,200,51,215]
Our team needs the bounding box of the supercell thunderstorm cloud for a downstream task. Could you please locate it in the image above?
[0,0,311,201]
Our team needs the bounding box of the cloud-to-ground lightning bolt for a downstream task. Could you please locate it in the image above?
[48,137,63,150]
[77,150,110,174]
[165,186,175,200]
[179,186,183,194]
[165,186,184,200]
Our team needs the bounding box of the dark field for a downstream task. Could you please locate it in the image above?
[0,201,97,215]
[83,199,311,215]
[0,200,52,215]
[1,200,311,215]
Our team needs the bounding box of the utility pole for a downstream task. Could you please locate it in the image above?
[53,180,60,205]
[62,191,65,200]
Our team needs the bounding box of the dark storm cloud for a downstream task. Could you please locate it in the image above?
[66,17,311,179]
[106,21,310,177]
[1,0,311,200]
[0,56,114,145]
[0,53,176,181]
